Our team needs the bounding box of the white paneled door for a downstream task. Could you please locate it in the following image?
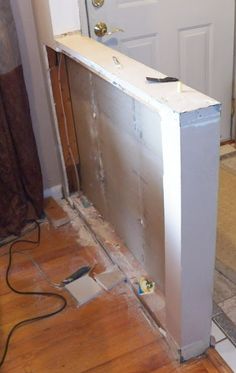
[84,0,235,140]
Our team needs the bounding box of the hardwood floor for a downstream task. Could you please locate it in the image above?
[0,216,232,372]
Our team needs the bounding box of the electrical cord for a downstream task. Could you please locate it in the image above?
[0,250,62,288]
[0,220,67,368]
[0,220,43,249]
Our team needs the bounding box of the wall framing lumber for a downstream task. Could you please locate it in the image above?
[46,46,80,193]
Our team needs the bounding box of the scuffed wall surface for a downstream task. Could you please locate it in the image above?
[67,58,165,290]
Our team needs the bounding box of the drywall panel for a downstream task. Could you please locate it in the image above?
[67,58,165,289]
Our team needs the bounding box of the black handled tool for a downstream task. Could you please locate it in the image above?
[146,76,179,83]
[62,266,91,285]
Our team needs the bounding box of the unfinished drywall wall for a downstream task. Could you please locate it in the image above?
[67,58,165,290]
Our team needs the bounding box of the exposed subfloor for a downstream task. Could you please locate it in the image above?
[0,202,231,373]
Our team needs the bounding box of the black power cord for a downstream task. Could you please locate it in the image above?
[0,220,67,368]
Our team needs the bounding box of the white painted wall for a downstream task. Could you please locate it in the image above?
[32,0,81,49]
[31,0,56,49]
[49,0,80,36]
[10,0,63,196]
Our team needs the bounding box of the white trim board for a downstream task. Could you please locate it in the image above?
[55,32,220,118]
[78,0,89,36]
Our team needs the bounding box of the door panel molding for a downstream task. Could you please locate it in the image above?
[179,24,212,94]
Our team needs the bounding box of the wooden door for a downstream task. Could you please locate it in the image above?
[84,0,235,140]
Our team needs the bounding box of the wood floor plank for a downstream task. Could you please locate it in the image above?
[149,359,217,372]
[83,341,170,373]
[0,217,232,373]
[2,291,159,372]
[206,348,233,372]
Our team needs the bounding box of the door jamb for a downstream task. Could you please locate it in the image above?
[78,0,90,36]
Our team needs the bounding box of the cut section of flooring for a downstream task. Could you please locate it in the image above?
[65,273,103,305]
[94,265,126,291]
[44,197,70,228]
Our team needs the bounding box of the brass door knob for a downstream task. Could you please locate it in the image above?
[94,22,124,37]
[92,0,104,7]
[94,22,108,37]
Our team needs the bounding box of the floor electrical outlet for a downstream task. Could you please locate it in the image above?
[65,274,103,306]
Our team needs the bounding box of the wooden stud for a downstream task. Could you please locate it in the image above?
[46,46,80,193]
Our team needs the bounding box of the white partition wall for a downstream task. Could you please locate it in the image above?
[162,107,220,359]
[32,2,221,360]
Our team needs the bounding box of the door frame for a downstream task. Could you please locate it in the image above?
[78,0,90,36]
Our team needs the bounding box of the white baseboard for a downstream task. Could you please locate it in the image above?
[166,331,210,362]
[43,184,63,200]
[180,339,210,361]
